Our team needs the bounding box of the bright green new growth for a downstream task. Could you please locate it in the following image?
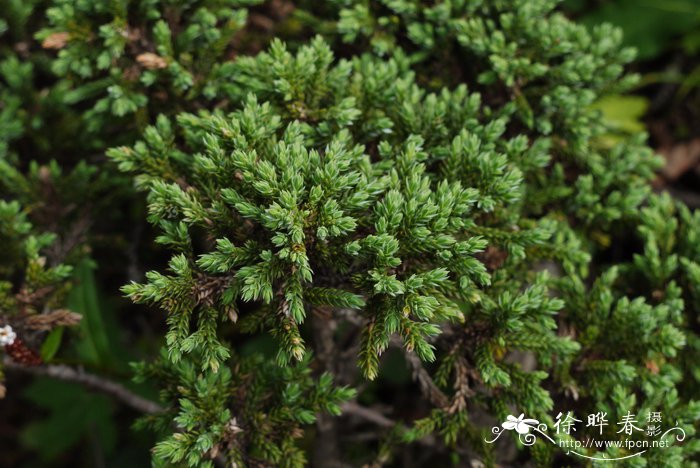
[2,0,700,466]
[109,32,700,464]
[111,38,564,381]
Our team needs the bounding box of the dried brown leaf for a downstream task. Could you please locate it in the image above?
[136,52,167,70]
[25,309,82,331]
[42,32,70,50]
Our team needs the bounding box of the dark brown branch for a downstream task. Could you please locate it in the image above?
[391,337,449,408]
[5,359,236,467]
[340,401,444,452]
[337,309,451,408]
[310,309,344,467]
[4,357,163,414]
[341,401,395,428]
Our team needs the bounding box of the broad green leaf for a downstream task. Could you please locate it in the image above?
[68,258,115,367]
[591,95,650,146]
[39,326,64,362]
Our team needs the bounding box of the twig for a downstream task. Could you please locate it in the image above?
[340,400,443,451]
[391,337,449,408]
[336,309,451,408]
[341,401,395,428]
[310,310,343,467]
[3,357,163,414]
[5,359,235,467]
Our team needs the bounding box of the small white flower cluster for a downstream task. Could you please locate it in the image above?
[0,325,16,346]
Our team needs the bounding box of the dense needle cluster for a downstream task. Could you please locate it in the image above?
[1,0,699,466]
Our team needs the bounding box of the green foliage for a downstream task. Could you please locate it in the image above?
[567,0,700,60]
[2,0,700,466]
[110,30,699,463]
[308,0,638,150]
[135,351,355,467]
[20,378,118,461]
[0,200,73,319]
[565,0,700,137]
[37,0,262,128]
[112,39,561,383]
